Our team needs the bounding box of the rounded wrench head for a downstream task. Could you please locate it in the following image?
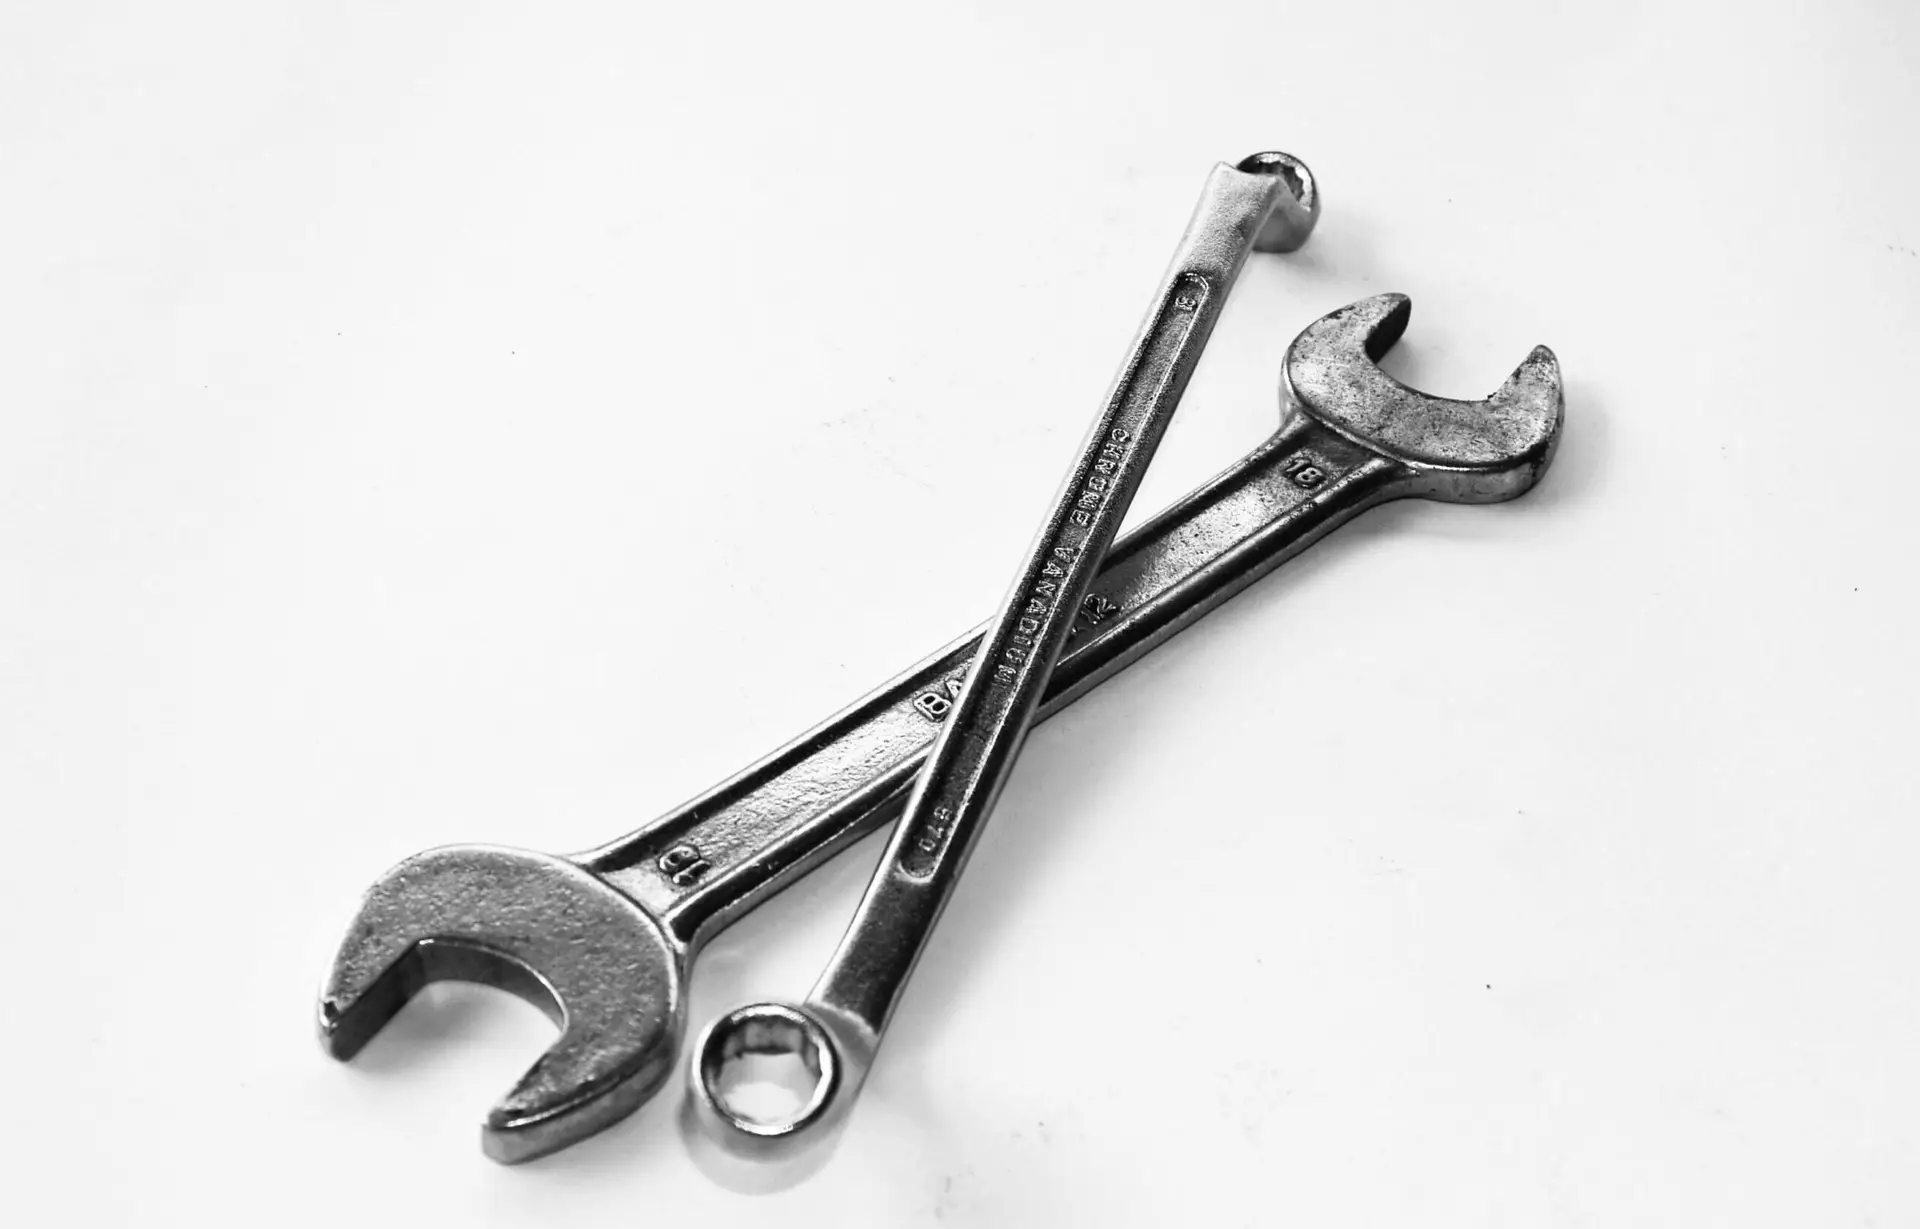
[1284,293,1563,502]
[1237,150,1321,253]
[316,845,681,1164]
[685,1002,846,1156]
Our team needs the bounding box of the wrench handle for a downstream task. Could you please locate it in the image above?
[805,161,1317,1046]
[583,416,1400,945]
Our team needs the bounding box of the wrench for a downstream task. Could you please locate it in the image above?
[685,151,1329,1161]
[317,292,1561,1163]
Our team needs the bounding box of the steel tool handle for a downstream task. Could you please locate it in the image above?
[805,158,1313,1049]
[582,414,1398,946]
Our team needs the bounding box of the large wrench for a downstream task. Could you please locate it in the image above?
[687,152,1326,1159]
[318,293,1562,1163]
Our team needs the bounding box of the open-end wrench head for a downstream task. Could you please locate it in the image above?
[1283,293,1563,502]
[317,845,681,1163]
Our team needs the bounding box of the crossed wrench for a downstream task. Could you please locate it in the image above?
[319,292,1562,1163]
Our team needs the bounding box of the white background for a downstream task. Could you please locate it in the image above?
[5,1,1918,1224]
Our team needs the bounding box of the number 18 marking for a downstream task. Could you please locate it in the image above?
[1283,454,1328,489]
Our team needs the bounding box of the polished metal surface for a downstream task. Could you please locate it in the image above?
[687,152,1325,1160]
[314,285,1562,1165]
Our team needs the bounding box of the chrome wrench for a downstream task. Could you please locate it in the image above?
[687,152,1325,1160]
[319,292,1562,1163]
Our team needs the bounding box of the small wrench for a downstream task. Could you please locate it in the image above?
[688,151,1326,1159]
[318,291,1560,1163]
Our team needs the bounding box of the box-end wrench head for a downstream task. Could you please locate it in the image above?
[317,294,1561,1165]
[1238,151,1319,253]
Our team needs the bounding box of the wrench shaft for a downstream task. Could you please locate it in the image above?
[587,418,1397,947]
[805,165,1314,1044]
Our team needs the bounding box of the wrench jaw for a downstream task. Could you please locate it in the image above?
[1284,293,1565,504]
[316,845,685,1164]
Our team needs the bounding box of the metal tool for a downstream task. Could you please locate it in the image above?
[318,291,1561,1163]
[686,152,1326,1161]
